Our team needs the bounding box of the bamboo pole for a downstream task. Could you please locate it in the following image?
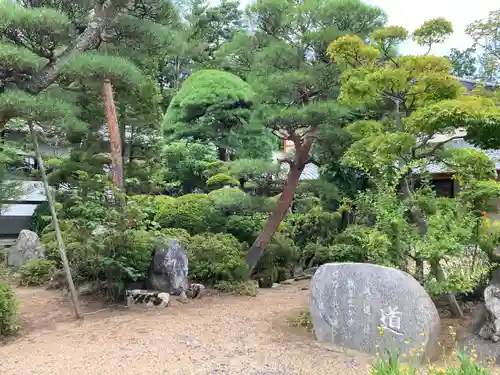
[28,121,83,319]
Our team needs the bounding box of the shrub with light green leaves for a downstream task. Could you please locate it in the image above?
[206,173,240,190]
[155,194,225,234]
[185,232,248,284]
[0,283,19,336]
[19,259,57,286]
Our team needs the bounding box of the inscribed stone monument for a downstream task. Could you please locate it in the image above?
[310,263,440,362]
[148,238,188,297]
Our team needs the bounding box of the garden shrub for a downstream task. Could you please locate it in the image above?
[225,213,267,244]
[155,194,224,234]
[19,259,57,286]
[255,233,299,283]
[158,228,191,246]
[208,188,248,215]
[28,201,51,235]
[206,173,240,190]
[0,283,19,336]
[185,232,248,284]
[214,280,258,296]
[285,208,342,248]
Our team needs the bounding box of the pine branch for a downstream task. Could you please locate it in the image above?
[20,0,129,95]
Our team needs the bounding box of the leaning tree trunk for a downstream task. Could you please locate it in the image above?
[28,121,83,319]
[245,127,317,275]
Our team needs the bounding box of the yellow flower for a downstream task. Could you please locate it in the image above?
[436,368,446,374]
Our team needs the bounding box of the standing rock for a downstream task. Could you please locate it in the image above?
[7,229,45,267]
[310,263,440,363]
[148,238,188,297]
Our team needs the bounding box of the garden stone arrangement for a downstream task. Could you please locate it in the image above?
[7,229,45,267]
[459,269,500,365]
[148,238,189,302]
[310,263,441,363]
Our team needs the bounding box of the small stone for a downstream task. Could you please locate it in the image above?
[310,263,440,363]
[178,291,189,304]
[280,279,294,285]
[158,292,170,307]
[272,283,280,288]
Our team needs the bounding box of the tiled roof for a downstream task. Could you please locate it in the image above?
[279,162,319,180]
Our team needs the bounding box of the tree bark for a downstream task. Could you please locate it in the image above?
[245,127,317,275]
[28,121,83,319]
[103,79,125,191]
[431,260,464,318]
[218,147,228,161]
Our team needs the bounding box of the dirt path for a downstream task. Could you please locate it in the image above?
[0,281,372,375]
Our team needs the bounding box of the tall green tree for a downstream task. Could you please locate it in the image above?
[447,47,477,78]
[216,0,388,273]
[164,69,267,161]
[328,19,500,316]
[466,9,500,82]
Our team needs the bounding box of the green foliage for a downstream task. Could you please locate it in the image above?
[214,280,258,296]
[164,69,258,155]
[370,350,490,374]
[185,232,248,284]
[28,201,51,235]
[254,233,299,283]
[412,18,453,48]
[162,141,218,195]
[447,47,478,78]
[0,283,19,336]
[155,193,222,233]
[62,53,145,87]
[19,259,57,286]
[158,227,191,247]
[206,173,240,190]
[285,208,341,248]
[225,213,267,244]
[288,306,313,332]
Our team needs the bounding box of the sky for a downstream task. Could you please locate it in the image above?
[364,0,495,56]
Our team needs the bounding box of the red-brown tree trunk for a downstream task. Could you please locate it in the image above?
[102,78,124,191]
[245,126,317,275]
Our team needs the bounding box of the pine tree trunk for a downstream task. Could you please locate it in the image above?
[28,121,83,319]
[218,147,228,161]
[245,127,317,275]
[103,79,126,210]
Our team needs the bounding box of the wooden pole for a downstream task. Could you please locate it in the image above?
[28,121,83,319]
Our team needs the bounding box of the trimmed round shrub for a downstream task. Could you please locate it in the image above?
[19,259,57,286]
[206,173,240,190]
[185,233,248,284]
[155,194,223,234]
[0,283,19,336]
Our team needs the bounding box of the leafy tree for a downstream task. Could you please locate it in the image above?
[216,0,388,273]
[163,69,263,161]
[328,18,500,316]
[466,9,500,82]
[447,47,477,78]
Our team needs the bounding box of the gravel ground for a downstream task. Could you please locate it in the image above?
[0,281,372,375]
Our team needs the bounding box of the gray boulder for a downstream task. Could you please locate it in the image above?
[310,263,440,363]
[7,229,45,266]
[148,238,188,296]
